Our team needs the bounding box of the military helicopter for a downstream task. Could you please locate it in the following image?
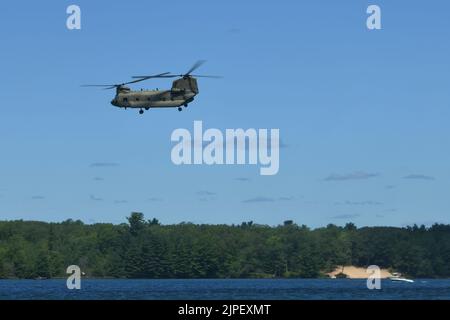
[82,61,221,115]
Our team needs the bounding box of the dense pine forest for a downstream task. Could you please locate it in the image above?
[0,213,449,279]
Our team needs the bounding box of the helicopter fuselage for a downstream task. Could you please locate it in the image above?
[111,88,196,109]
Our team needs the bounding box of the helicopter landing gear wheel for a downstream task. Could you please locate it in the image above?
[139,109,144,115]
[184,104,188,108]
[145,107,149,111]
[178,107,183,112]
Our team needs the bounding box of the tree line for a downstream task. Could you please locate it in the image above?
[0,213,449,279]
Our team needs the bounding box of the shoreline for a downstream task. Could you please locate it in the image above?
[327,266,393,279]
[3,276,449,281]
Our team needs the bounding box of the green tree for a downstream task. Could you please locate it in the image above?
[127,212,146,236]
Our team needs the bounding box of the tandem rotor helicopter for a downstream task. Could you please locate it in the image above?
[82,61,221,115]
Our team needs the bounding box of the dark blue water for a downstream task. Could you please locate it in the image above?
[0,279,449,300]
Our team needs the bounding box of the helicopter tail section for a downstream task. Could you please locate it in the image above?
[171,77,199,94]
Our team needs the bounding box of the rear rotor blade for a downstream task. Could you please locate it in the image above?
[133,74,222,79]
[82,72,171,89]
[131,74,176,79]
[189,74,223,79]
[131,62,222,80]
[185,60,206,76]
[81,84,116,87]
[124,72,172,84]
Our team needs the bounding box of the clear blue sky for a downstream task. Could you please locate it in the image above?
[0,0,449,227]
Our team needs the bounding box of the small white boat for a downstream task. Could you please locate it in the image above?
[389,273,414,283]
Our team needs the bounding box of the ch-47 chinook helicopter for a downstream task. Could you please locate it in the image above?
[82,61,221,115]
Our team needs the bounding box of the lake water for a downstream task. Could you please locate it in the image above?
[0,279,449,300]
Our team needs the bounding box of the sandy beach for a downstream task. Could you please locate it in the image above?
[328,266,393,279]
